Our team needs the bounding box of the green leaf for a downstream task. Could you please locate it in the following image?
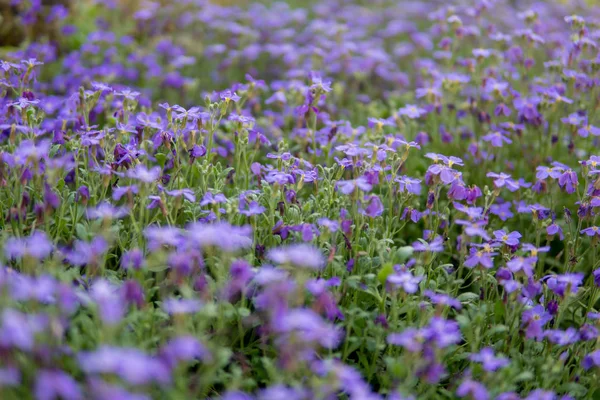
[76,223,88,240]
[238,307,251,317]
[394,246,414,263]
[155,153,167,168]
[457,292,479,302]
[514,371,534,382]
[455,314,470,328]
[377,263,394,286]
[494,300,506,323]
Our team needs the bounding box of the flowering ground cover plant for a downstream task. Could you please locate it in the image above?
[1,0,600,398]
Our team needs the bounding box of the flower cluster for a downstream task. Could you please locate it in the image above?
[0,0,600,399]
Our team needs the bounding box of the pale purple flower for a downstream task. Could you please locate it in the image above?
[464,247,496,269]
[163,298,203,315]
[544,328,580,346]
[456,379,489,400]
[398,104,427,119]
[522,305,552,340]
[506,256,536,277]
[126,165,161,183]
[470,348,509,371]
[275,308,341,348]
[165,188,196,202]
[423,290,462,310]
[0,366,20,387]
[396,175,422,195]
[412,237,444,253]
[583,350,600,370]
[336,177,372,195]
[487,172,520,192]
[86,202,129,219]
[34,369,82,400]
[581,226,600,236]
[239,200,266,216]
[78,346,170,385]
[267,244,325,270]
[493,230,522,246]
[317,218,339,232]
[160,335,211,368]
[361,195,384,217]
[387,271,423,294]
[187,222,253,252]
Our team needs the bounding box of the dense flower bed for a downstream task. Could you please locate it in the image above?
[1,0,600,399]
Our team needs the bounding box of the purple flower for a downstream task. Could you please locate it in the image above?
[398,104,427,119]
[361,195,384,217]
[78,346,170,385]
[464,247,496,269]
[470,348,510,371]
[239,200,266,216]
[522,305,552,340]
[64,238,108,266]
[163,298,203,315]
[112,185,139,201]
[0,366,20,387]
[536,166,562,180]
[561,112,585,126]
[221,391,254,400]
[275,308,341,348]
[187,222,253,252]
[396,175,422,195]
[557,169,578,194]
[402,207,423,223]
[34,369,82,400]
[412,237,444,253]
[423,290,462,310]
[87,378,150,400]
[546,223,564,239]
[317,218,339,232]
[513,96,541,121]
[189,144,207,159]
[336,177,372,195]
[200,192,227,206]
[267,244,325,270]
[582,349,600,370]
[4,231,53,260]
[506,256,536,277]
[482,130,512,147]
[486,172,520,192]
[423,317,461,348]
[160,336,211,368]
[580,324,598,341]
[455,219,490,240]
[581,226,600,236]
[545,273,584,297]
[387,328,426,352]
[126,165,161,183]
[88,279,125,325]
[544,328,580,346]
[387,270,423,294]
[0,309,44,351]
[490,202,514,221]
[121,248,144,270]
[86,202,129,219]
[220,90,241,103]
[493,229,522,246]
[165,188,196,202]
[524,390,557,400]
[456,379,489,400]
